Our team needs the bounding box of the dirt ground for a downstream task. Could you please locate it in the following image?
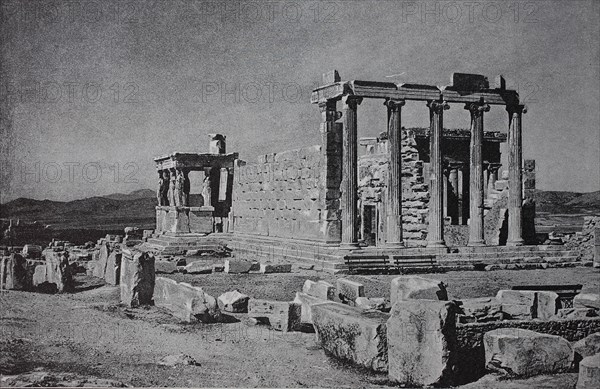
[1,264,599,388]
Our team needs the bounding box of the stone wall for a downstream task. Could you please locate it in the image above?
[565,216,599,262]
[358,129,429,247]
[454,317,600,384]
[231,144,341,243]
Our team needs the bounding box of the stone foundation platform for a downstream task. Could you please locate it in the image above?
[155,206,214,235]
[139,233,224,255]
[215,233,583,273]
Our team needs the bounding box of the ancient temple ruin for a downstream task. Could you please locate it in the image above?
[150,71,539,268]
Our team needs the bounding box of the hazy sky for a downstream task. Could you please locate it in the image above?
[1,0,598,202]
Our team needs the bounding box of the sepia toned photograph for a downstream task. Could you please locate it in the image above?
[1,1,599,388]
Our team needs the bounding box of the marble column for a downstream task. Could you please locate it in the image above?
[385,98,406,247]
[448,164,460,225]
[465,101,490,246]
[426,100,449,248]
[483,162,490,199]
[341,95,362,249]
[507,104,527,246]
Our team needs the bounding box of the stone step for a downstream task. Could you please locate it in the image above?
[438,255,580,266]
[440,250,575,260]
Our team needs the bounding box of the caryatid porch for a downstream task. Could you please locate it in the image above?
[311,71,526,250]
[154,134,238,235]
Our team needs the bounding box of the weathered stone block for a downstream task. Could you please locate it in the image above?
[390,275,448,305]
[555,308,597,319]
[293,292,326,324]
[184,261,213,274]
[224,259,253,273]
[0,254,28,290]
[155,260,178,274]
[574,332,600,359]
[484,328,573,377]
[575,294,600,310]
[336,278,364,303]
[93,243,110,278]
[35,251,73,293]
[459,297,504,323]
[154,277,221,322]
[536,291,559,320]
[302,279,335,300]
[496,290,536,305]
[217,290,249,313]
[104,251,121,285]
[120,250,155,307]
[355,297,388,311]
[501,303,534,320]
[577,354,600,389]
[247,299,300,332]
[259,263,292,273]
[312,302,389,372]
[387,300,459,386]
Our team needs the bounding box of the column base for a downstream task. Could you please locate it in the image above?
[426,240,447,249]
[506,239,524,247]
[339,242,361,250]
[468,240,486,247]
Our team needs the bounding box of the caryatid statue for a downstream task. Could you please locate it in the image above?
[182,169,190,206]
[158,171,170,206]
[174,168,185,206]
[169,169,177,206]
[201,169,212,207]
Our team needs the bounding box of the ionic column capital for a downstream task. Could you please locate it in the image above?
[427,100,450,113]
[507,104,527,116]
[465,101,491,116]
[384,98,406,110]
[342,95,363,109]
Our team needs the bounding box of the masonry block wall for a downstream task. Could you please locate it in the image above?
[358,129,430,247]
[231,143,342,243]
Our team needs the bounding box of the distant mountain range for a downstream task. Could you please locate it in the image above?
[533,190,600,214]
[0,189,598,231]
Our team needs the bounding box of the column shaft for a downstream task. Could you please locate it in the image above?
[507,105,526,246]
[341,96,362,248]
[426,100,449,248]
[466,102,490,246]
[385,99,406,247]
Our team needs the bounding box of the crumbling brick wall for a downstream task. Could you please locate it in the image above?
[231,145,341,243]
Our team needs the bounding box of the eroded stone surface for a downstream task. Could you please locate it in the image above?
[336,278,364,304]
[247,299,300,332]
[390,275,448,304]
[574,332,600,359]
[293,292,326,324]
[217,290,249,313]
[302,279,335,300]
[312,302,389,372]
[484,328,573,377]
[575,294,600,310]
[387,300,459,387]
[120,249,155,307]
[577,353,600,389]
[224,259,253,274]
[154,277,221,322]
